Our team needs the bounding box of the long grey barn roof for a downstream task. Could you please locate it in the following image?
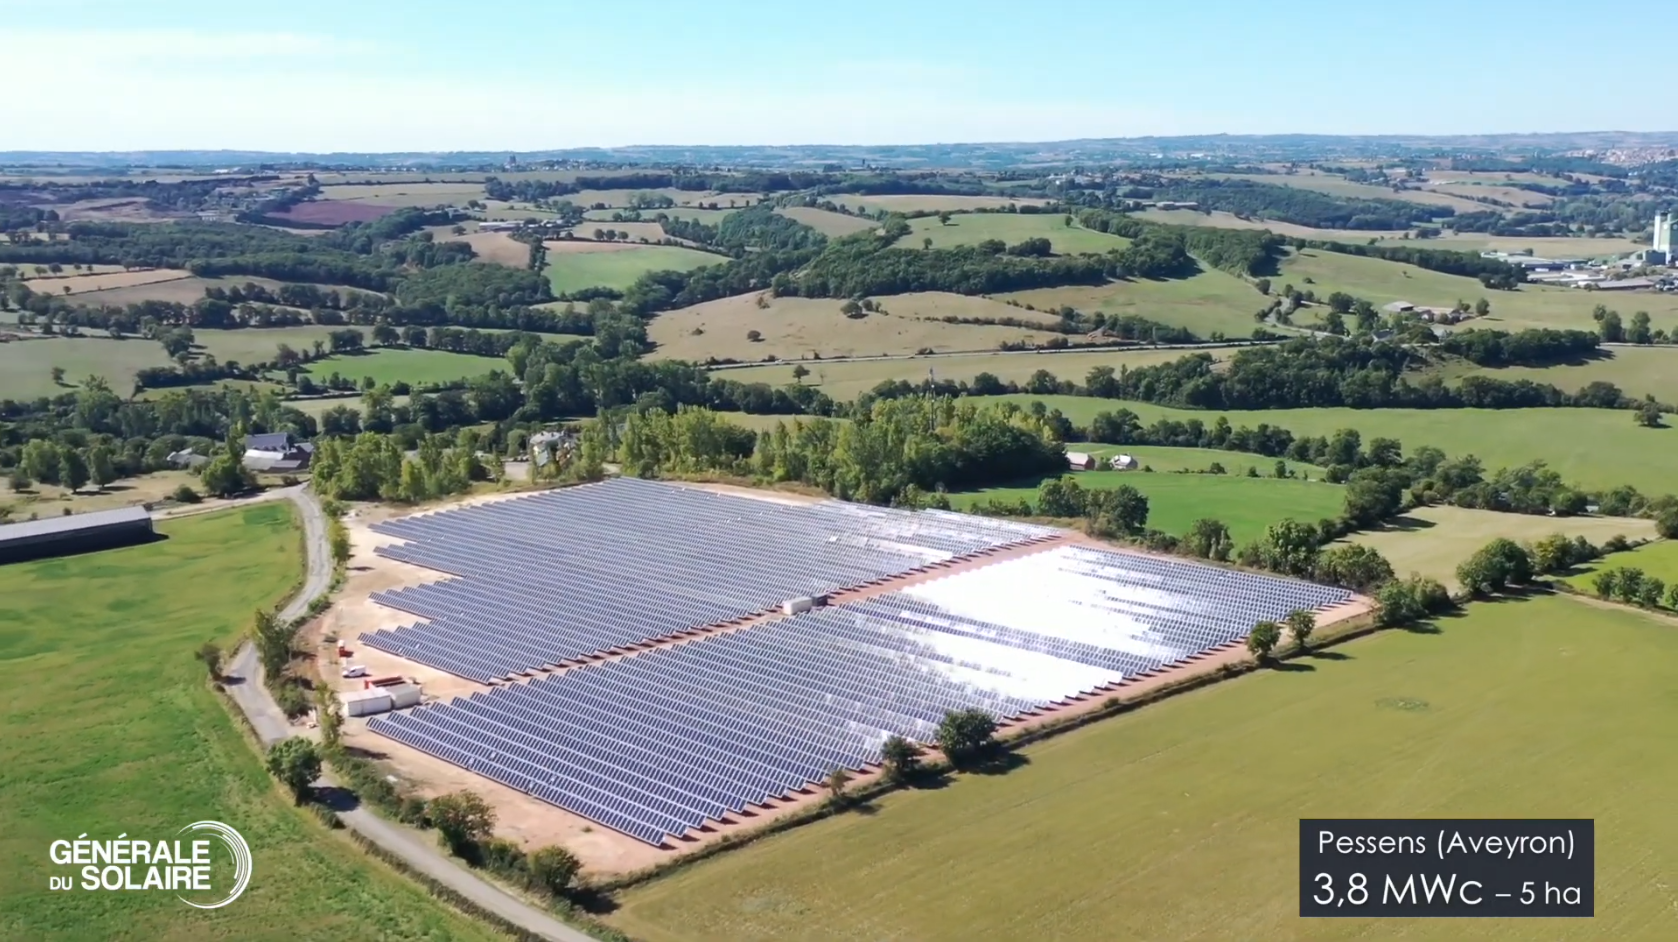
[0,505,152,543]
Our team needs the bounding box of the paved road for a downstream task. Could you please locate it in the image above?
[222,487,595,942]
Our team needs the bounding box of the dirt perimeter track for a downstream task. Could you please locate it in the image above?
[320,487,1372,877]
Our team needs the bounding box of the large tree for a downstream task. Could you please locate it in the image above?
[1246,620,1281,663]
[429,790,496,854]
[936,708,998,769]
[526,845,580,897]
[880,735,921,785]
[1285,609,1316,652]
[265,737,321,804]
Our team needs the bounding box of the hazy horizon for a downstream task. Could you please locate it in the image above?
[5,0,1670,152]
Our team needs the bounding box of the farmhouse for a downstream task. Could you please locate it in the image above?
[0,506,154,565]
[1066,452,1098,471]
[1110,454,1139,470]
[243,432,315,473]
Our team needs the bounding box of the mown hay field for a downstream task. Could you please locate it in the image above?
[565,222,669,243]
[610,594,1678,942]
[1344,505,1658,590]
[9,263,130,280]
[444,230,530,267]
[904,213,1130,254]
[972,394,1678,493]
[648,292,1060,362]
[585,207,740,226]
[24,268,193,295]
[569,188,755,210]
[827,194,1051,213]
[773,207,875,237]
[316,181,486,206]
[544,244,722,295]
[716,347,1217,400]
[949,469,1346,544]
[0,505,507,942]
[52,275,302,308]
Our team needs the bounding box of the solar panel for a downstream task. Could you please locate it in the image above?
[368,542,1353,846]
[361,478,1056,681]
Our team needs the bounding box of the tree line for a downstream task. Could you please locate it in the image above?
[1118,177,1449,229]
[868,335,1648,413]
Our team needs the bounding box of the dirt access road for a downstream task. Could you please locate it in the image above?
[221,487,595,942]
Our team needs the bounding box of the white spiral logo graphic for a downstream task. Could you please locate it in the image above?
[176,821,253,910]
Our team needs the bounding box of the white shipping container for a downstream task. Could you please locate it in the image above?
[782,596,815,615]
[344,690,393,717]
[385,683,422,709]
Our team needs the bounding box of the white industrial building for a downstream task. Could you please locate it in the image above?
[1653,211,1676,264]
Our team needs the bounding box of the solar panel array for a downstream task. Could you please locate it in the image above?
[360,477,1057,682]
[368,543,1353,846]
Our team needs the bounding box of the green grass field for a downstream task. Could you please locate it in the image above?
[610,594,1678,942]
[1429,346,1678,404]
[300,348,504,387]
[975,394,1678,493]
[773,207,875,237]
[193,327,353,365]
[544,245,723,294]
[998,267,1271,340]
[715,347,1216,400]
[824,194,1049,213]
[1278,248,1678,332]
[1,337,174,399]
[1132,209,1644,258]
[903,213,1130,254]
[584,208,740,226]
[0,505,505,942]
[1069,442,1328,477]
[1561,539,1678,593]
[950,467,1344,544]
[1344,505,1657,590]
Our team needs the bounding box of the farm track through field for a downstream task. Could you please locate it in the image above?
[222,488,595,942]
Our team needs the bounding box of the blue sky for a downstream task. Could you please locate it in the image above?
[4,0,1667,151]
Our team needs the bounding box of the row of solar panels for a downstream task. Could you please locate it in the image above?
[369,609,1068,845]
[364,479,1054,681]
[368,550,1352,846]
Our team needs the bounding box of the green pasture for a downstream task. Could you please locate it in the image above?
[299,348,505,387]
[999,267,1271,340]
[976,394,1678,493]
[0,505,505,942]
[610,594,1678,942]
[1561,539,1678,593]
[902,213,1130,254]
[950,466,1344,544]
[1429,345,1678,404]
[544,246,723,294]
[0,337,172,399]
